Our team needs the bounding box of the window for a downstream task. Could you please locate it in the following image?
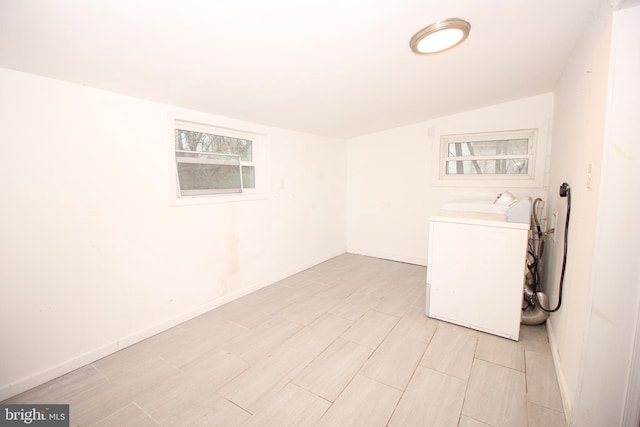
[173,120,263,198]
[440,129,537,181]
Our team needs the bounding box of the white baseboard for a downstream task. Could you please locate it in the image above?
[0,342,117,402]
[0,250,346,401]
[546,319,573,426]
[346,246,427,266]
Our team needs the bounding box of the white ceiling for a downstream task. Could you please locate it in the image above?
[0,0,602,138]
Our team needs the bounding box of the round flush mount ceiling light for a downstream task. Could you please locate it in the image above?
[410,18,471,54]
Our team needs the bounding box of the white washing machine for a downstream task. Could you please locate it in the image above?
[425,197,530,341]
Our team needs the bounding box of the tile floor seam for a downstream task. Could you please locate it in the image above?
[76,367,119,399]
[465,357,528,427]
[526,399,566,413]
[474,357,529,376]
[454,342,477,427]
[461,414,495,427]
[324,374,401,427]
[527,400,566,413]
[327,310,360,322]
[90,363,110,381]
[87,401,135,427]
[224,394,254,417]
[287,379,329,404]
[385,386,408,426]
[317,370,361,410]
[473,355,526,372]
[92,352,166,381]
[131,401,162,426]
[156,354,188,373]
[359,333,430,393]
[198,353,253,395]
[380,342,427,425]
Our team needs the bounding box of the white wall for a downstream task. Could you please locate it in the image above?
[571,5,640,426]
[0,68,347,400]
[545,2,640,425]
[543,1,613,422]
[346,93,553,265]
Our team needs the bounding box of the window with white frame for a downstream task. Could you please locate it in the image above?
[174,120,263,197]
[440,129,537,180]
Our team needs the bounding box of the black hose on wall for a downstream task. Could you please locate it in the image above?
[539,183,571,313]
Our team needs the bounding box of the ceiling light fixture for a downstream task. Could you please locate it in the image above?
[410,18,471,54]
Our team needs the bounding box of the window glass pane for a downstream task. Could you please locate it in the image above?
[447,139,528,157]
[446,159,529,175]
[177,162,242,193]
[175,129,252,161]
[242,166,255,189]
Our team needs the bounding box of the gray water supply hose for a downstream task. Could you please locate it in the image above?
[521,184,571,325]
[521,197,549,325]
[521,292,549,325]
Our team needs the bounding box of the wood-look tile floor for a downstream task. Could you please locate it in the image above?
[5,254,566,426]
